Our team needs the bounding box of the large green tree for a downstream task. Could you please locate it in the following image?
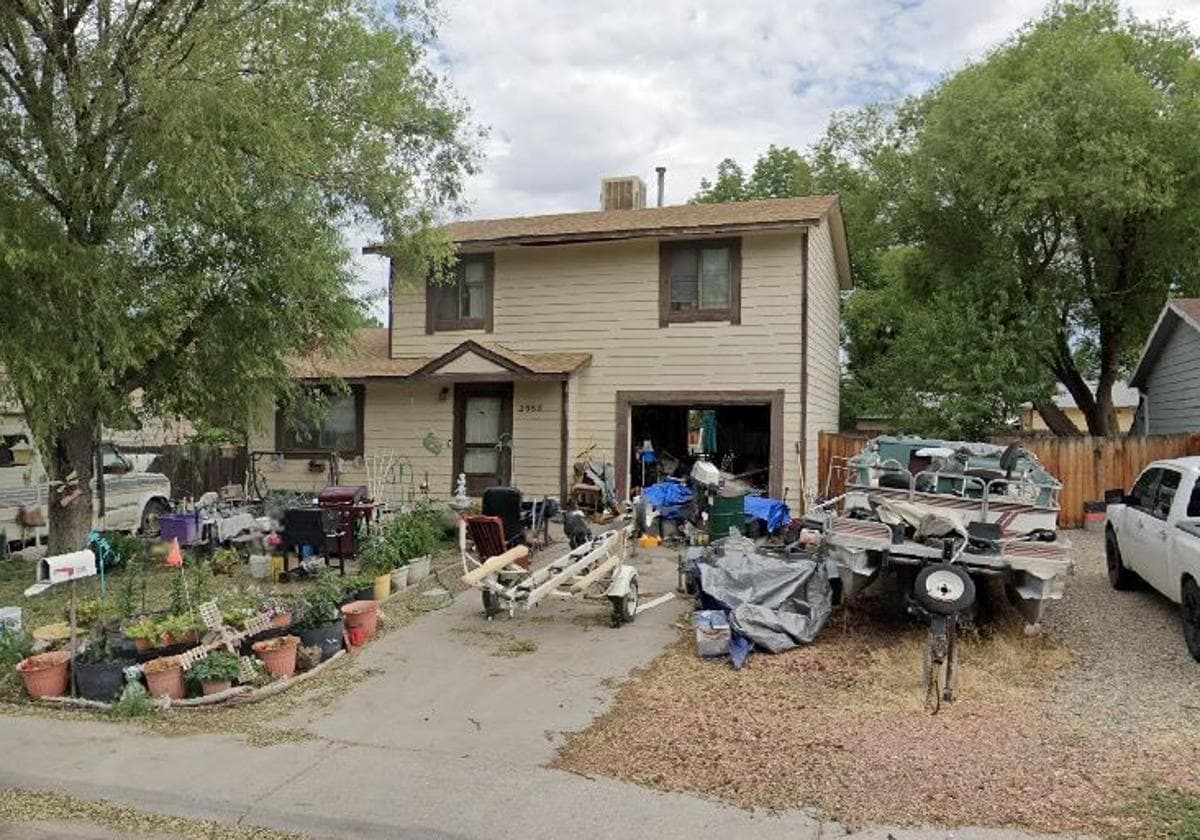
[0,1,478,551]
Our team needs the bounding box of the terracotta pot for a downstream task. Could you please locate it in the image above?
[201,680,232,696]
[271,612,292,629]
[252,635,299,679]
[340,600,378,642]
[133,637,152,653]
[142,657,185,700]
[16,651,70,700]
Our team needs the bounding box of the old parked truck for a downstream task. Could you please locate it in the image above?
[1105,457,1200,661]
[0,443,171,551]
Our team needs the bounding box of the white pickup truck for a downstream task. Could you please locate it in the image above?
[1105,457,1200,661]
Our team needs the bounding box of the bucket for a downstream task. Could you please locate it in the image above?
[0,606,21,633]
[373,573,391,601]
[693,610,731,658]
[346,626,368,648]
[340,600,378,642]
[249,554,271,580]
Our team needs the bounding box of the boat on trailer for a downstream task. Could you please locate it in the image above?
[814,435,1073,626]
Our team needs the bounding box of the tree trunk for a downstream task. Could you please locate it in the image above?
[1034,399,1083,437]
[46,419,96,555]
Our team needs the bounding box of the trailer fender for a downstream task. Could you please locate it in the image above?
[605,565,637,599]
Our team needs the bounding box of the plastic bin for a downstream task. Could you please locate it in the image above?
[693,610,731,658]
[160,512,201,544]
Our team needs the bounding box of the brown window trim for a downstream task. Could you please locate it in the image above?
[426,253,495,334]
[658,237,742,327]
[275,384,366,459]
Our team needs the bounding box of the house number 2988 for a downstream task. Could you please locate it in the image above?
[518,404,543,413]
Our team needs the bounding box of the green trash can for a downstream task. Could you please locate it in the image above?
[708,489,746,540]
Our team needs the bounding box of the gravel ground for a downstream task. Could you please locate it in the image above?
[1043,529,1200,745]
[556,530,1200,837]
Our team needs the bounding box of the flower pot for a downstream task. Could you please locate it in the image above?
[353,584,375,602]
[346,626,368,648]
[201,679,232,696]
[73,657,129,703]
[142,657,185,700]
[133,637,152,653]
[373,573,391,601]
[407,555,431,585]
[340,600,378,642]
[298,619,344,661]
[391,565,410,591]
[252,635,299,679]
[16,651,70,699]
[271,612,292,629]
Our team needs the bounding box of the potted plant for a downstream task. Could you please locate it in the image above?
[157,613,201,648]
[387,509,439,585]
[209,547,240,576]
[296,572,345,661]
[390,557,410,592]
[358,533,396,600]
[252,634,299,679]
[261,596,294,628]
[15,650,70,699]
[74,626,131,703]
[344,574,376,603]
[124,617,159,653]
[142,655,185,699]
[188,651,241,696]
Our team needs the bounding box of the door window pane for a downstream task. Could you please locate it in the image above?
[465,396,502,445]
[699,247,730,309]
[463,448,499,474]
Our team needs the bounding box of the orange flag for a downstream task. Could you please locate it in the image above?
[167,538,184,568]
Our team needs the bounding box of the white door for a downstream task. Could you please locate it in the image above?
[1122,467,1163,581]
[1140,468,1182,595]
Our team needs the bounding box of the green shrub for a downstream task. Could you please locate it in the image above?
[188,651,241,684]
[298,571,344,629]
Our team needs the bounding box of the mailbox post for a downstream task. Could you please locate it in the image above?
[24,550,98,697]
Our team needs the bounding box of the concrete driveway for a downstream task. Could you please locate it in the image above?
[0,543,1076,839]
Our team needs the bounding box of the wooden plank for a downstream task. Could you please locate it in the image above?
[461,545,530,586]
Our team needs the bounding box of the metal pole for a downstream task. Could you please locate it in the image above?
[68,579,77,698]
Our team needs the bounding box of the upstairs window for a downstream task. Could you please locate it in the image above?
[427,254,493,333]
[659,239,741,325]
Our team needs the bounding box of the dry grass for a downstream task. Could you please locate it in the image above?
[555,606,1199,837]
[0,787,303,839]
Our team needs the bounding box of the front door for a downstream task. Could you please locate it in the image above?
[453,383,513,496]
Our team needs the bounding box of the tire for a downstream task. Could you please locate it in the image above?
[1106,528,1137,591]
[610,579,638,627]
[1182,578,1200,662]
[914,563,976,615]
[139,498,169,538]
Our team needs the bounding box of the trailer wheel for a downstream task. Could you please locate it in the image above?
[610,579,638,627]
[914,564,975,616]
[1182,578,1200,662]
[482,589,501,620]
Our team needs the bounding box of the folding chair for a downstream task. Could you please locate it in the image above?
[465,515,532,570]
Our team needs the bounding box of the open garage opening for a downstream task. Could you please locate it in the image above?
[615,390,786,502]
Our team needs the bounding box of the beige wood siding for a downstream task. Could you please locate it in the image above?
[390,230,829,506]
[805,219,843,494]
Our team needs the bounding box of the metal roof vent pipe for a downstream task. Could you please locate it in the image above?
[655,166,666,207]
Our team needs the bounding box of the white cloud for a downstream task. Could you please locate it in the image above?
[351,0,1200,315]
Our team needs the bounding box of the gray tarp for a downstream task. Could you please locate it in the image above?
[697,536,832,652]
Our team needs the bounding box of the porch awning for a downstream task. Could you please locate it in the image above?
[291,329,590,381]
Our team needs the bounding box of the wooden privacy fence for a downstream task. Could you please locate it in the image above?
[123,445,249,500]
[817,430,1200,528]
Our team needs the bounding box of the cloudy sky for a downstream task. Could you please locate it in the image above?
[352,0,1200,313]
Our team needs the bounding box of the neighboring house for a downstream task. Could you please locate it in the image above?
[255,178,852,508]
[1018,381,1139,434]
[1129,298,1200,435]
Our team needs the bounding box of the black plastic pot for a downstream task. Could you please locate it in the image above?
[297,618,344,661]
[73,657,131,702]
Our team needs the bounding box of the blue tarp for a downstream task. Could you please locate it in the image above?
[642,481,694,507]
[743,496,791,532]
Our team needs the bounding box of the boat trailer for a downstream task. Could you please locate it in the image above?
[460,520,640,627]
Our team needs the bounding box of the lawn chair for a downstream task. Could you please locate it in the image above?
[482,487,524,549]
[465,515,532,570]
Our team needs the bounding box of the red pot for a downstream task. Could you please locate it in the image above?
[346,626,368,648]
[16,651,70,700]
[271,613,292,629]
[340,600,378,642]
[252,635,299,679]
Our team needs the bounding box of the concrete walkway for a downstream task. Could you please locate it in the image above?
[0,547,1080,839]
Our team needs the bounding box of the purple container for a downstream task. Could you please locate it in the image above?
[160,512,200,544]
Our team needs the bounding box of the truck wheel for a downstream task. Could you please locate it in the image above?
[1182,579,1200,662]
[914,564,975,615]
[140,499,169,538]
[1105,529,1137,591]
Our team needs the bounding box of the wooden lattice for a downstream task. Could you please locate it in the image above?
[176,600,276,672]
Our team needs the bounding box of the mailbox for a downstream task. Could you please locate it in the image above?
[24,549,97,596]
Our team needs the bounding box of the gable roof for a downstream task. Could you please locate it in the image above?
[370,194,853,290]
[1129,298,1200,389]
[290,330,590,381]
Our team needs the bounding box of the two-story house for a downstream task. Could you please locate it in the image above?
[256,178,851,510]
